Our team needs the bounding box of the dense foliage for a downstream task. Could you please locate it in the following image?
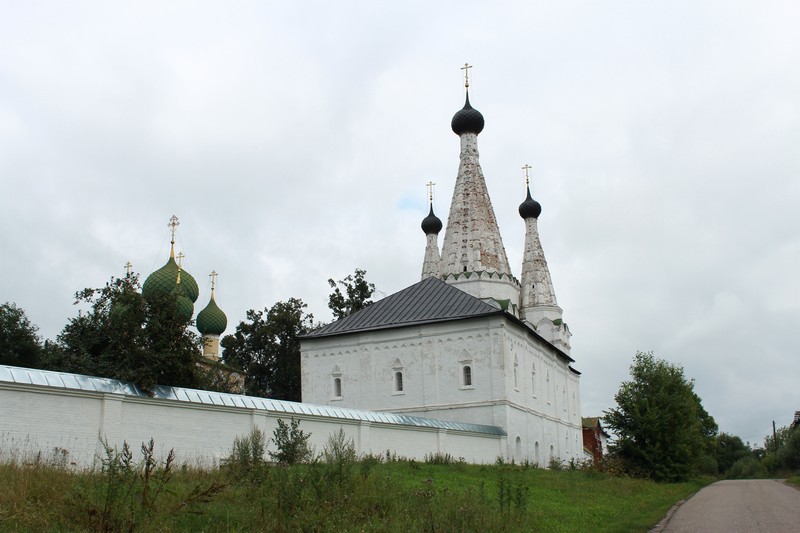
[603,351,717,481]
[47,274,202,392]
[714,433,752,474]
[762,422,800,475]
[0,302,43,369]
[221,298,313,401]
[327,268,375,320]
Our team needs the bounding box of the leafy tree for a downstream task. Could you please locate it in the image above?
[763,424,793,453]
[327,268,375,320]
[603,351,718,482]
[777,425,800,471]
[51,274,201,392]
[715,433,752,475]
[763,424,800,474]
[221,298,312,401]
[0,302,43,368]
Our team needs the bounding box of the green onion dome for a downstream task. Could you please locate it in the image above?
[175,293,195,321]
[196,294,227,336]
[142,254,199,303]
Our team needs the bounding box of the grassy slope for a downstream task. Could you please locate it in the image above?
[0,460,707,532]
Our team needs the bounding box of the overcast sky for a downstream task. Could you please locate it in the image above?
[2,0,798,445]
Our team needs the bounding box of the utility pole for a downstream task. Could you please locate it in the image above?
[772,420,778,452]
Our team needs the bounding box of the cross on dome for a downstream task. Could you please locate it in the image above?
[426,181,436,203]
[124,261,133,276]
[522,164,532,187]
[460,63,472,88]
[168,215,180,245]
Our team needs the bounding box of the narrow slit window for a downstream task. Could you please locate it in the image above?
[395,371,404,392]
[463,365,472,387]
[333,377,342,398]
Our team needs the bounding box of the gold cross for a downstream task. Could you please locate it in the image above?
[124,261,133,276]
[426,181,436,203]
[168,215,180,244]
[460,63,472,88]
[522,164,532,187]
[210,270,218,292]
[176,252,185,268]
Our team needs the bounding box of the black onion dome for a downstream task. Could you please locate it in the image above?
[421,204,443,235]
[451,92,485,135]
[519,187,542,219]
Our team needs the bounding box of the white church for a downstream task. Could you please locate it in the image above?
[0,73,583,467]
[300,78,582,464]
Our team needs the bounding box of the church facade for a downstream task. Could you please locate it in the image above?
[301,80,582,464]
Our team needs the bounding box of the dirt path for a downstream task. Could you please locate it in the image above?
[657,479,800,533]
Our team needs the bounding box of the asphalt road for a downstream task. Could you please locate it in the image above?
[659,479,800,533]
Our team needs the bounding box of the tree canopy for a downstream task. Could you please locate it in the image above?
[221,298,313,401]
[603,351,718,481]
[0,302,43,369]
[327,268,375,320]
[49,274,202,392]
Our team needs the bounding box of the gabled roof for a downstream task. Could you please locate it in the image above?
[582,417,610,438]
[302,276,503,339]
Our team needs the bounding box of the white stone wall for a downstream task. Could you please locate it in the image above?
[301,315,582,463]
[0,381,505,468]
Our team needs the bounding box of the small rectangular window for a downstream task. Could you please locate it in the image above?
[333,377,342,398]
[463,365,472,387]
[395,371,404,392]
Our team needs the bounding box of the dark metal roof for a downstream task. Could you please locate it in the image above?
[0,364,506,436]
[303,276,502,339]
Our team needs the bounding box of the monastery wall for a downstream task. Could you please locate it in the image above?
[0,368,505,469]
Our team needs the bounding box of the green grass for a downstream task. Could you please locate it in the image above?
[787,475,800,487]
[0,455,708,532]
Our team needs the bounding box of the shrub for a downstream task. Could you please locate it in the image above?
[322,428,357,464]
[226,427,268,481]
[726,456,768,479]
[424,452,465,465]
[321,428,358,488]
[269,418,313,465]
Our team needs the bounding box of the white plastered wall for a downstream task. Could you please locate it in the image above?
[0,381,505,468]
[301,315,582,463]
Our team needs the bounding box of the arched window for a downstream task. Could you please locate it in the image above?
[534,441,540,465]
[331,365,342,400]
[531,363,536,397]
[391,358,405,395]
[459,350,474,390]
[515,436,522,460]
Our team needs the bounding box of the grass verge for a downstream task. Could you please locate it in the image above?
[0,455,710,532]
